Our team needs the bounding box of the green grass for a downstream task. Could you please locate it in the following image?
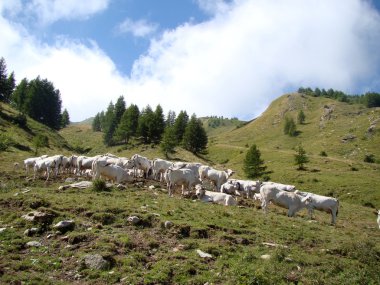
[1,94,380,284]
[0,176,379,284]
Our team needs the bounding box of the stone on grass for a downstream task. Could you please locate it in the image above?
[53,220,75,232]
[260,254,271,260]
[26,241,42,247]
[83,254,110,270]
[24,227,39,236]
[164,221,174,229]
[22,211,54,224]
[196,249,213,259]
[0,228,6,233]
[127,216,140,225]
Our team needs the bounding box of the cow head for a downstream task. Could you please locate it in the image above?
[195,184,205,199]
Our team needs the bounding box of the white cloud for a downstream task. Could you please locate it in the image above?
[196,0,231,15]
[116,18,158,38]
[1,0,380,122]
[23,0,110,24]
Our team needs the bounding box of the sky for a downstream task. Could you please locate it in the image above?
[1,0,380,122]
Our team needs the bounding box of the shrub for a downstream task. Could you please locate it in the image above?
[320,151,328,157]
[364,154,375,163]
[92,179,109,192]
[0,133,13,151]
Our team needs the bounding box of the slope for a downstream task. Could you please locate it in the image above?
[207,93,380,207]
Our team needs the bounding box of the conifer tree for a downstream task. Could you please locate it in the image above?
[284,116,297,136]
[103,102,117,146]
[173,110,188,144]
[114,96,126,125]
[182,114,208,154]
[294,144,309,170]
[92,113,102,131]
[61,109,70,128]
[243,144,269,179]
[160,126,177,157]
[297,110,306,124]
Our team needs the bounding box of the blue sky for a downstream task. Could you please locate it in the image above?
[1,0,380,122]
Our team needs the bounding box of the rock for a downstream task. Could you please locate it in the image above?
[22,211,54,224]
[83,254,110,270]
[262,242,288,248]
[164,221,174,229]
[127,216,140,225]
[53,220,75,232]
[24,227,39,236]
[0,227,6,233]
[196,249,213,259]
[260,254,271,260]
[26,241,42,247]
[65,178,76,183]
[149,185,155,190]
[116,184,126,190]
[58,185,70,190]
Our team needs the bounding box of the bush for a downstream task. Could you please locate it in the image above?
[0,133,13,151]
[13,113,27,127]
[320,151,328,157]
[364,154,375,163]
[92,179,109,192]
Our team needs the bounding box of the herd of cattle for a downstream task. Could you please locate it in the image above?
[22,153,339,225]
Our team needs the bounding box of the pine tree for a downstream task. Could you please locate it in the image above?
[114,96,126,125]
[61,109,70,128]
[103,102,117,146]
[284,117,297,136]
[11,78,29,110]
[152,104,165,143]
[92,113,102,131]
[294,144,309,170]
[137,105,154,143]
[0,58,16,103]
[243,144,269,179]
[297,110,306,124]
[166,110,176,127]
[182,114,208,154]
[160,126,177,157]
[173,110,188,144]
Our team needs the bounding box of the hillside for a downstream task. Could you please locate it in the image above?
[207,93,380,206]
[1,96,380,284]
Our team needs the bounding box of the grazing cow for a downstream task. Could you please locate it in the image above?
[201,168,235,192]
[165,168,201,197]
[260,184,311,217]
[296,191,339,225]
[77,155,101,175]
[261,181,296,192]
[151,158,173,181]
[195,184,237,206]
[33,156,59,181]
[131,154,152,179]
[93,164,134,184]
[24,155,48,175]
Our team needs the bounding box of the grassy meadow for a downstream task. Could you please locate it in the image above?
[1,94,380,284]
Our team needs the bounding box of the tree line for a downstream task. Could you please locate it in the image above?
[92,96,208,155]
[298,87,380,108]
[0,57,69,130]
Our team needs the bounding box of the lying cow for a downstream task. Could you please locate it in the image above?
[195,184,237,206]
[296,191,339,225]
[260,184,311,217]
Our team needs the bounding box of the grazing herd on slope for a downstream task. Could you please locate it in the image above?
[21,153,343,225]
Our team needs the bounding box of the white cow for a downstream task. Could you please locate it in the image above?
[260,184,311,217]
[33,156,59,181]
[23,155,48,175]
[151,158,173,181]
[77,155,100,175]
[165,168,201,196]
[220,181,241,195]
[377,210,380,229]
[131,154,152,179]
[195,184,237,206]
[93,164,134,184]
[201,168,235,192]
[262,181,296,192]
[228,179,261,198]
[296,191,339,225]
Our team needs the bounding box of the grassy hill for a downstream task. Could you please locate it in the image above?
[206,93,380,207]
[1,96,380,284]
